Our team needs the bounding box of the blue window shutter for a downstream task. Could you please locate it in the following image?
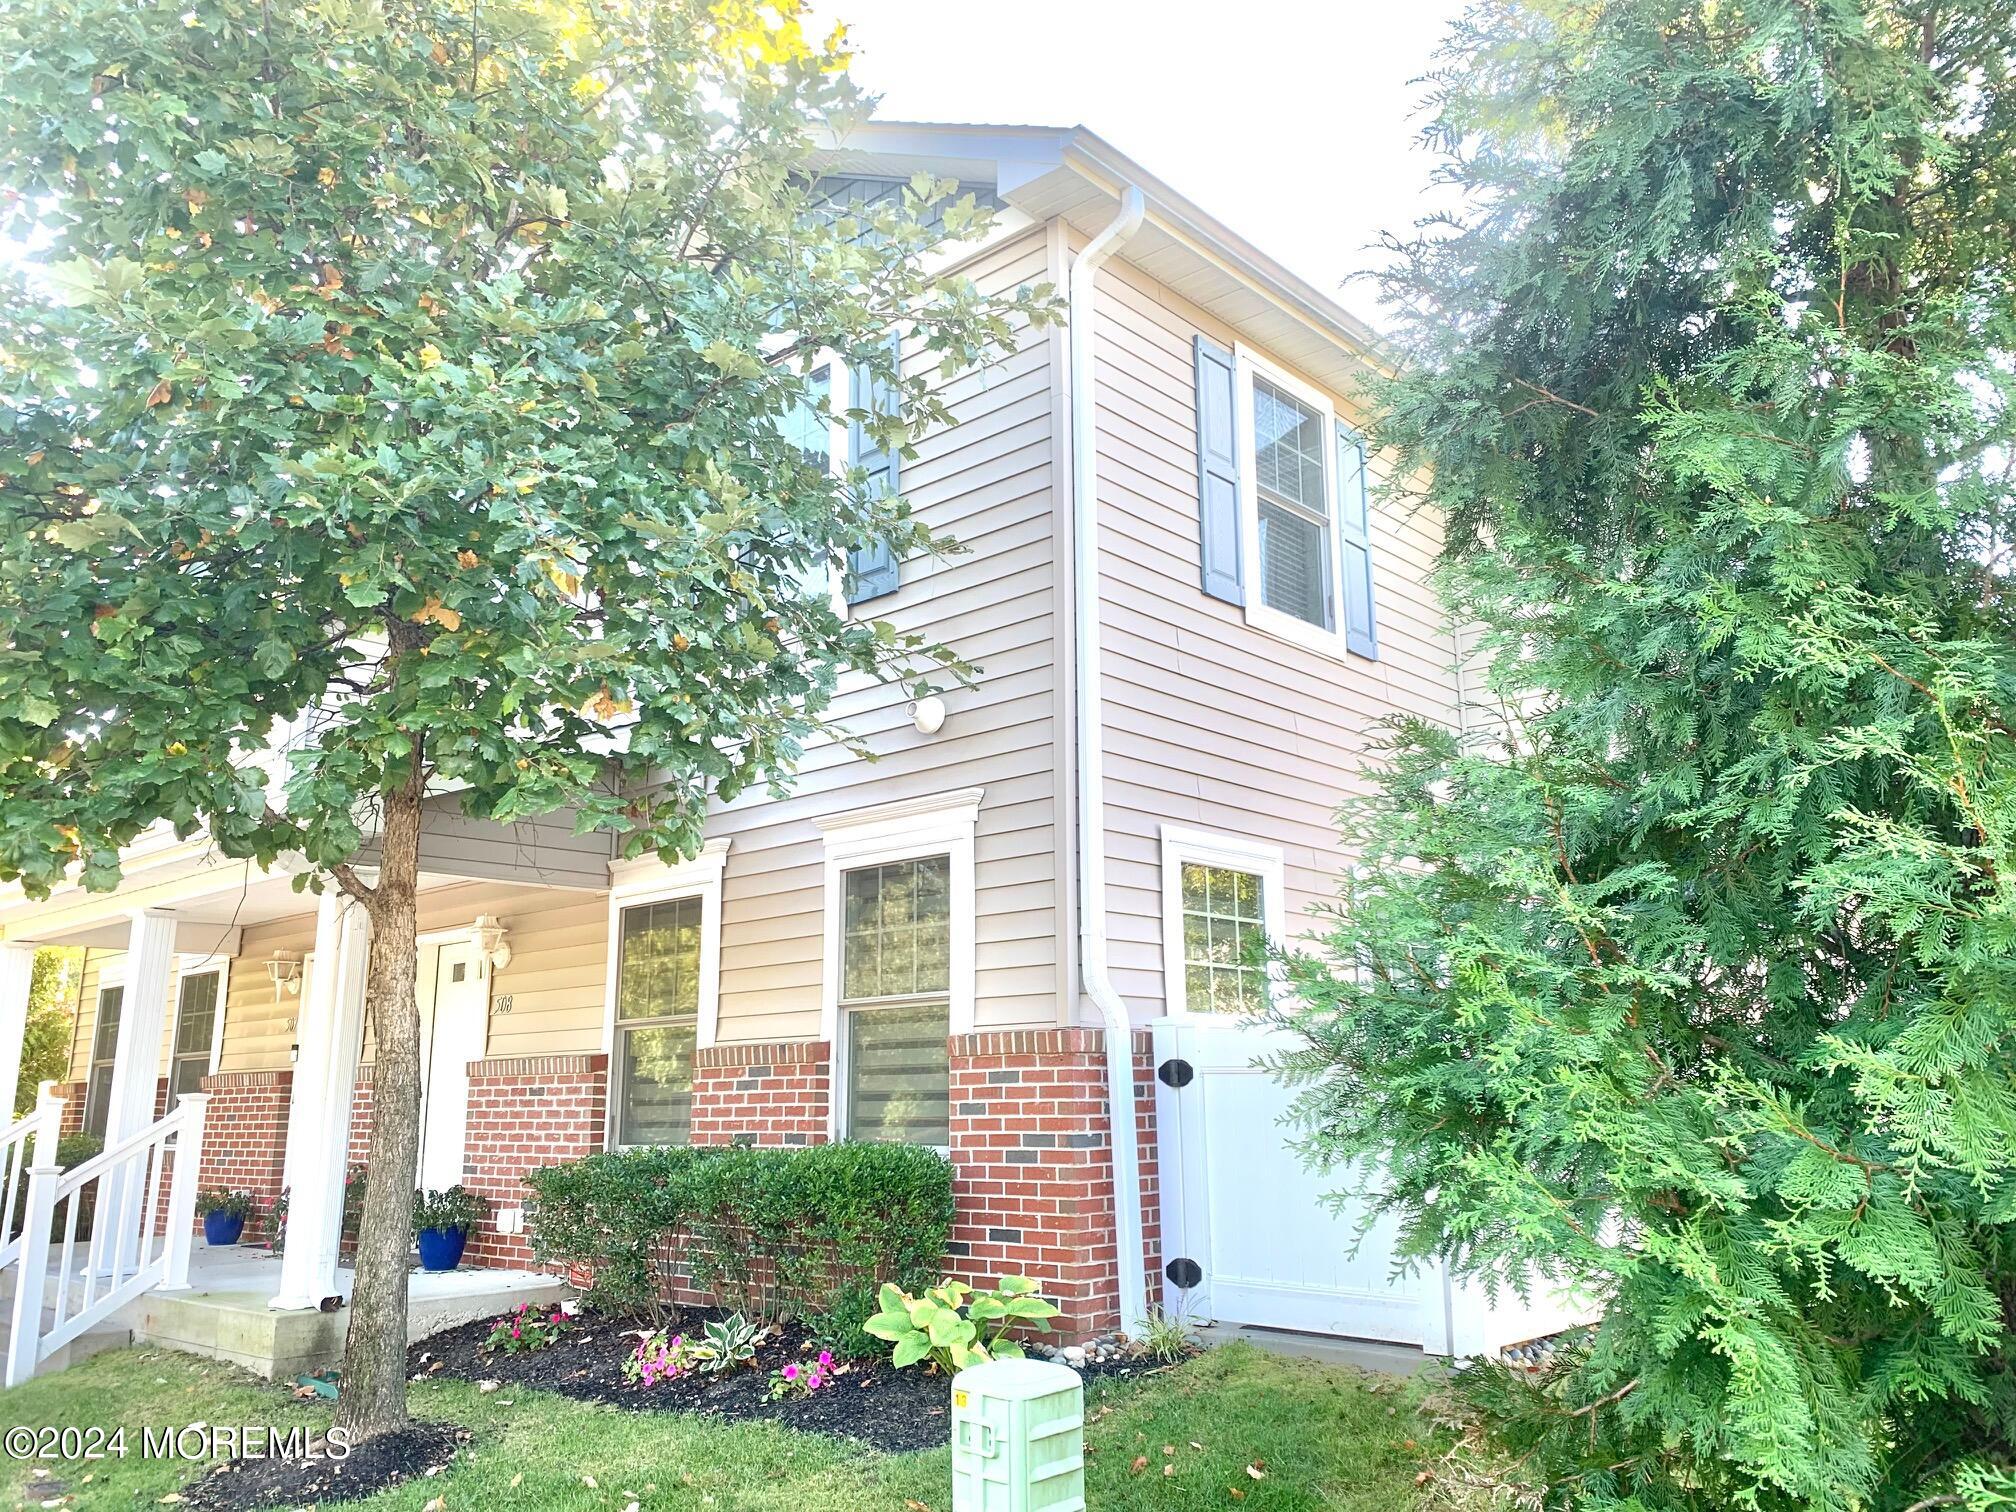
[1193,335,1243,605]
[1337,423,1378,659]
[846,331,903,604]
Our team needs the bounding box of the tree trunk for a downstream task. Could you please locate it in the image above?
[334,773,425,1440]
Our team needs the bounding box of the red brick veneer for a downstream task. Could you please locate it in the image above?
[193,1069,293,1243]
[691,1041,830,1147]
[54,1080,85,1138]
[459,1053,608,1268]
[946,1029,1157,1339]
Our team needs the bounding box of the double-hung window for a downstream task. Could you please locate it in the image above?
[167,967,223,1110]
[611,896,702,1147]
[776,335,904,608]
[1252,377,1333,631]
[604,841,728,1149]
[83,983,123,1138]
[1159,826,1288,1018]
[840,857,951,1144]
[1193,339,1379,660]
[820,789,979,1147]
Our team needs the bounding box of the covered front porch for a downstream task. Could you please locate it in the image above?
[0,810,611,1384]
[0,1236,563,1382]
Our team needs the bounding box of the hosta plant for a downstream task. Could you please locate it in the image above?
[696,1311,766,1374]
[864,1276,1059,1374]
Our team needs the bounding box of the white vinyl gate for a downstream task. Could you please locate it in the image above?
[1151,1017,1452,1350]
[1151,1017,1596,1356]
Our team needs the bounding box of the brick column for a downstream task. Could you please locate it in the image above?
[191,1070,293,1244]
[344,1067,374,1168]
[55,1081,86,1139]
[460,1053,609,1269]
[946,1029,1156,1341]
[691,1041,830,1146]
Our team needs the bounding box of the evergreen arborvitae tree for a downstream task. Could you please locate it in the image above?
[1272,2,2016,1506]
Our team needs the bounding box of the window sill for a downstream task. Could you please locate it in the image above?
[1243,599,1369,663]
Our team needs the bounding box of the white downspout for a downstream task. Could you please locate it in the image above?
[1069,184,1147,1334]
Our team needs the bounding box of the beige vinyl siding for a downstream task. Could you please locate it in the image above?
[71,881,609,1084]
[1089,248,1462,1016]
[701,227,1068,1042]
[64,948,217,1097]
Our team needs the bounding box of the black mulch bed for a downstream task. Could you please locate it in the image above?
[184,1421,469,1511]
[407,1306,1163,1454]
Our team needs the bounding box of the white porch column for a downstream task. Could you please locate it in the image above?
[107,909,177,1275]
[271,886,370,1311]
[0,945,36,1119]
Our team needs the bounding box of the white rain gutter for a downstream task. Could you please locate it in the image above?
[1069,184,1148,1334]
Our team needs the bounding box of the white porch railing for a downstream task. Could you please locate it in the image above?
[4,1092,209,1387]
[0,1083,63,1271]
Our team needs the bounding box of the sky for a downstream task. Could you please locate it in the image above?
[819,0,1469,328]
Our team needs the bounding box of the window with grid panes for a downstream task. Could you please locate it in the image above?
[167,970,220,1110]
[1178,863,1270,1013]
[84,984,123,1137]
[612,895,702,1146]
[840,855,950,1144]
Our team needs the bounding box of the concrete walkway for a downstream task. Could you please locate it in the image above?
[1200,1322,1438,1376]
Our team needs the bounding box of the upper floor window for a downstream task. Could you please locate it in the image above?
[1193,338,1378,661]
[1253,378,1332,631]
[776,339,903,607]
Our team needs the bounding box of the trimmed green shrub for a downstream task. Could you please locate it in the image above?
[524,1142,952,1347]
[522,1147,705,1322]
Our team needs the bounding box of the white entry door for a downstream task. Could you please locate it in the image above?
[1152,1016,1450,1350]
[416,940,487,1193]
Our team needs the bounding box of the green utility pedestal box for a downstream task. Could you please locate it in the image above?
[950,1357,1085,1512]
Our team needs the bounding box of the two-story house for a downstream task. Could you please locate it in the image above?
[0,122,1581,1380]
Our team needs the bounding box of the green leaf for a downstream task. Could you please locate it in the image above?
[699,339,763,381]
[890,1335,931,1370]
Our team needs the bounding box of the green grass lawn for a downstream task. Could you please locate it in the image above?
[0,1343,1444,1510]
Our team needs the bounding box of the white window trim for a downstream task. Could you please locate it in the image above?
[88,953,232,1114]
[600,837,730,1150]
[1232,345,1354,660]
[168,954,232,1102]
[1158,825,1288,1020]
[819,787,981,1143]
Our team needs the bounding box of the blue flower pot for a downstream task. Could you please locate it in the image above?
[417,1225,468,1272]
[203,1210,245,1246]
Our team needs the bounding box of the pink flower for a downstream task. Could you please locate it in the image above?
[782,1363,799,1380]
[817,1351,833,1368]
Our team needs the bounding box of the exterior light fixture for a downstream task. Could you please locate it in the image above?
[266,954,303,1000]
[911,695,947,736]
[472,915,512,976]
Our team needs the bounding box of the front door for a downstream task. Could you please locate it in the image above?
[1152,1016,1450,1349]
[416,940,487,1193]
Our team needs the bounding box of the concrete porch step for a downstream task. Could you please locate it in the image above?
[125,1250,567,1379]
